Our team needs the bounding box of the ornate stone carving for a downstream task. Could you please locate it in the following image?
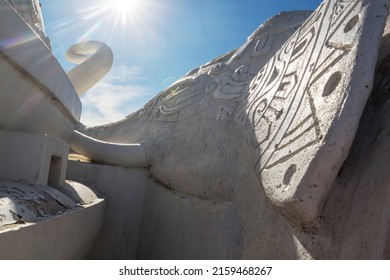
[81,0,390,229]
[234,0,389,225]
[136,11,312,122]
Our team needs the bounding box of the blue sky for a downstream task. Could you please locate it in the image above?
[39,0,322,126]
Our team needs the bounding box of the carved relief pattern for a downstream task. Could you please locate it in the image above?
[212,11,312,100]
[234,0,361,178]
[137,75,211,121]
[136,11,311,121]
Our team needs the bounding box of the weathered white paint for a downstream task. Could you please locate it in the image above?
[0,130,105,259]
[0,180,77,227]
[0,181,105,259]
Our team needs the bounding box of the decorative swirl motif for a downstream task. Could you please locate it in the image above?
[208,63,226,76]
[233,65,251,82]
[66,41,113,96]
[159,78,198,116]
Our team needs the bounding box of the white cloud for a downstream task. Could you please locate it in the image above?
[80,65,153,127]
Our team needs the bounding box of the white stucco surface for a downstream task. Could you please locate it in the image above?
[3,0,390,260]
[0,131,69,186]
[66,159,243,259]
[68,0,390,259]
[66,159,147,259]
[0,0,81,141]
[83,0,389,228]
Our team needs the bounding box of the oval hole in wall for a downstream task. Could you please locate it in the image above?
[344,15,359,33]
[267,67,279,86]
[283,164,297,185]
[323,71,342,97]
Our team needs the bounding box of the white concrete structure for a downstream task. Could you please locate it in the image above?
[0,0,80,142]
[3,0,390,260]
[66,0,390,259]
[234,0,389,226]
[5,0,50,47]
[0,131,105,259]
[67,160,243,259]
[0,0,106,259]
[82,0,389,228]
[0,179,104,259]
[0,131,68,186]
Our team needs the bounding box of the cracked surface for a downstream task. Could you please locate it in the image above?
[0,180,79,229]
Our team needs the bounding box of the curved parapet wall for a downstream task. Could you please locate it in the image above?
[66,41,113,97]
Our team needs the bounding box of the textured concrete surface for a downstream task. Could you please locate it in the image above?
[138,179,243,260]
[81,10,312,221]
[66,159,147,259]
[70,0,390,259]
[3,0,390,260]
[0,131,69,186]
[67,159,243,259]
[0,0,81,125]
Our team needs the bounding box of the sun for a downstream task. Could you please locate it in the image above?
[109,0,138,11]
[107,0,141,24]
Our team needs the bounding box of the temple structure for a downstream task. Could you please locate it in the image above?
[1,0,390,259]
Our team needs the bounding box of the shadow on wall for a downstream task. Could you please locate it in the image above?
[298,58,390,260]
